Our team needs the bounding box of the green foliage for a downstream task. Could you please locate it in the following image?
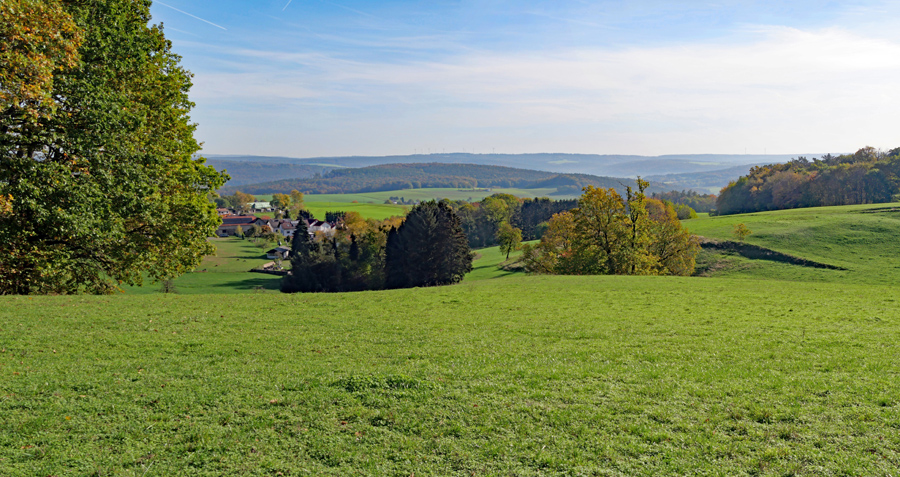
[496,222,523,260]
[0,0,226,294]
[525,180,699,276]
[733,223,752,241]
[651,189,717,213]
[0,0,82,122]
[716,147,900,215]
[385,201,473,288]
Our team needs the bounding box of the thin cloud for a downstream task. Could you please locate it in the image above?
[322,0,378,19]
[156,1,227,31]
[282,0,293,12]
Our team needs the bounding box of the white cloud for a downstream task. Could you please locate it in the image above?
[191,27,900,156]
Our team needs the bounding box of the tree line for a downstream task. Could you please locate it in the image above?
[650,190,716,214]
[218,162,658,196]
[716,147,900,215]
[281,201,473,293]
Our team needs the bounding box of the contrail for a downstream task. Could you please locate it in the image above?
[156,1,227,30]
[323,0,377,18]
[282,0,293,11]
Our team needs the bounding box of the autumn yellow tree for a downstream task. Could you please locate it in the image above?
[523,180,699,276]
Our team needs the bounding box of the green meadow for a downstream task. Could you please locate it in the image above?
[4,203,900,475]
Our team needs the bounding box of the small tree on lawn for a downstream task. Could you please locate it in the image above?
[733,223,752,242]
[497,221,523,260]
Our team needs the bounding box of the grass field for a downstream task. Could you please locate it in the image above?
[123,238,283,295]
[6,203,900,474]
[300,201,408,221]
[3,276,899,475]
[684,203,900,285]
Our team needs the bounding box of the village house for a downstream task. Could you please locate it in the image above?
[216,216,275,237]
[266,246,292,260]
[274,219,301,238]
[306,219,336,237]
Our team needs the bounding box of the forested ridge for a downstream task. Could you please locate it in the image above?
[717,147,900,215]
[219,163,665,195]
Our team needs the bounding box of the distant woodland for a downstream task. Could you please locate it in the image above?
[218,163,664,196]
[206,160,332,187]
[717,147,900,215]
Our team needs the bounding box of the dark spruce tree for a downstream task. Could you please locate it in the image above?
[385,201,473,288]
[281,228,320,292]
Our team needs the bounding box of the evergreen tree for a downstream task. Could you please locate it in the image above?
[385,201,473,288]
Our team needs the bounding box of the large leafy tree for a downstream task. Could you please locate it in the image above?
[523,180,699,276]
[0,0,226,294]
[385,201,473,289]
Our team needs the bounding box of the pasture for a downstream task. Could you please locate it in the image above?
[5,203,900,474]
[123,238,283,295]
[684,203,900,285]
[2,276,899,475]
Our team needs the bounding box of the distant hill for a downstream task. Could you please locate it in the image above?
[646,163,769,194]
[206,152,815,179]
[218,163,672,196]
[205,159,334,187]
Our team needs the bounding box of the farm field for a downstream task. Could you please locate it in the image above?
[248,188,567,220]
[301,201,407,221]
[2,275,899,475]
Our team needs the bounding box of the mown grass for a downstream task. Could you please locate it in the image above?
[300,201,408,221]
[2,275,899,475]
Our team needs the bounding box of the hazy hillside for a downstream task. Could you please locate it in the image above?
[205,159,334,187]
[207,152,808,176]
[218,163,671,196]
[646,163,768,194]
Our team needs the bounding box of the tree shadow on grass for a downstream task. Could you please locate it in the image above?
[209,275,283,292]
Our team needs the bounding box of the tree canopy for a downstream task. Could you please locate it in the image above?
[0,0,226,294]
[716,147,900,215]
[385,201,473,289]
[523,180,699,276]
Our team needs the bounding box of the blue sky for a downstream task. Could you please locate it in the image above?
[149,1,900,158]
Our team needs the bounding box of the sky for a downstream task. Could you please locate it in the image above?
[148,0,900,158]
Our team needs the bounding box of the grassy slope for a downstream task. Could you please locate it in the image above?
[124,238,282,295]
[684,203,900,285]
[2,276,899,475]
[8,203,900,474]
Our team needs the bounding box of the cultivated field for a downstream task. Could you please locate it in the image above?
[4,203,900,475]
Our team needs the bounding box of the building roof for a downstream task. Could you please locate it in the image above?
[220,216,257,226]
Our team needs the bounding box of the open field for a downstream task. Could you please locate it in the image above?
[3,275,899,475]
[124,238,283,295]
[684,203,900,285]
[301,202,408,221]
[8,203,900,474]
